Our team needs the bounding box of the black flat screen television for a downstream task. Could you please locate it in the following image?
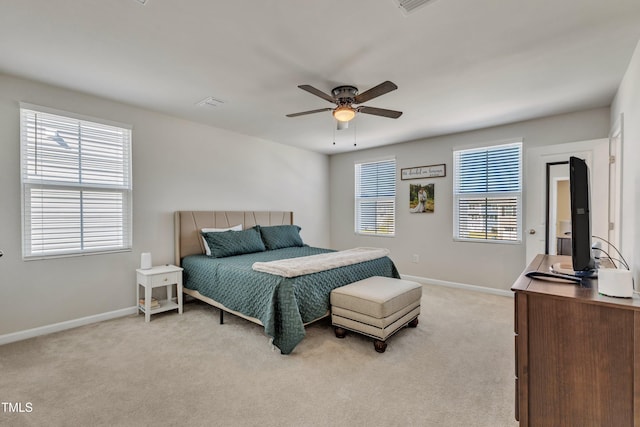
[569,156,597,277]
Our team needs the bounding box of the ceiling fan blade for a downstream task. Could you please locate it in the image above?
[298,85,336,103]
[286,108,333,118]
[354,81,398,104]
[358,106,403,119]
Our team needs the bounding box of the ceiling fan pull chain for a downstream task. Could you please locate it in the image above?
[332,120,336,146]
[353,120,357,147]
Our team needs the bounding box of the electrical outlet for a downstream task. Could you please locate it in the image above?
[412,254,419,263]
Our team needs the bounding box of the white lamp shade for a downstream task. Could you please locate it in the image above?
[333,106,356,122]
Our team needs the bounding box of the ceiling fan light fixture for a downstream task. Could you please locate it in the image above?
[333,106,356,122]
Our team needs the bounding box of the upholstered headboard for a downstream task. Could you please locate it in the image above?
[174,211,293,266]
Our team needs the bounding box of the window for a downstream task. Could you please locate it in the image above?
[453,142,522,243]
[20,104,132,259]
[355,158,396,236]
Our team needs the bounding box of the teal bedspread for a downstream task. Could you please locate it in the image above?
[181,246,400,354]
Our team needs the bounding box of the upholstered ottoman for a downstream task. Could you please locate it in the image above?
[330,276,422,353]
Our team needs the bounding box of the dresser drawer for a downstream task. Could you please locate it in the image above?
[151,271,180,287]
[515,378,519,422]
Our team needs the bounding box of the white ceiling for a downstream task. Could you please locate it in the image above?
[1,0,640,154]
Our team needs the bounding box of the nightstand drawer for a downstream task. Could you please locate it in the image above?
[150,271,180,287]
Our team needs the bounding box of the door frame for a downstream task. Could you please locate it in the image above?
[525,138,609,265]
[608,113,624,251]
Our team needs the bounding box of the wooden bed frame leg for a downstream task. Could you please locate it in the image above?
[219,309,224,325]
[407,317,419,328]
[334,326,347,338]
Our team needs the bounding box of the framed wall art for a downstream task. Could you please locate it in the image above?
[409,183,434,213]
[401,164,446,180]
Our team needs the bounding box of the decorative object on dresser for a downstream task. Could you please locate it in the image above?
[174,211,400,354]
[136,264,183,322]
[330,276,422,353]
[512,254,640,426]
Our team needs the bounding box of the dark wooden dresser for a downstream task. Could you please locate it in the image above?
[512,254,640,426]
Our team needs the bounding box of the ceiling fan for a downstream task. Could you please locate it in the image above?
[286,81,402,124]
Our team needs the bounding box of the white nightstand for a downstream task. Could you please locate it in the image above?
[136,264,184,322]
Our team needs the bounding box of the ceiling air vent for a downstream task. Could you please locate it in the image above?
[196,97,225,108]
[392,0,437,16]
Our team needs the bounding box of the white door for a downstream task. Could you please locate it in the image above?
[525,139,609,265]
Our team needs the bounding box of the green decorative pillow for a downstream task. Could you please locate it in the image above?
[259,225,304,250]
[201,226,266,258]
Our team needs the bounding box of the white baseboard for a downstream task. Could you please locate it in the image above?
[0,306,138,346]
[401,274,514,298]
[0,276,511,346]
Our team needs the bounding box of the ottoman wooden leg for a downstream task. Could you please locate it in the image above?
[334,326,347,339]
[407,317,419,328]
[374,340,387,353]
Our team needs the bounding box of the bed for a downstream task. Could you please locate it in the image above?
[174,210,400,354]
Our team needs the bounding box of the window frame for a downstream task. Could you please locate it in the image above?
[20,103,133,260]
[452,141,523,244]
[354,157,397,237]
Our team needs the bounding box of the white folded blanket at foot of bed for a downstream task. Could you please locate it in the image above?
[252,247,391,278]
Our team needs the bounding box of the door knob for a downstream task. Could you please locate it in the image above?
[528,229,536,235]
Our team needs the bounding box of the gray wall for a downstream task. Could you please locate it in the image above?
[0,74,330,336]
[330,108,611,291]
[3,42,638,336]
[611,38,640,286]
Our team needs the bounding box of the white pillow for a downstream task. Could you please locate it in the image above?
[201,224,243,256]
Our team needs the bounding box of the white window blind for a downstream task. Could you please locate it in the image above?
[355,158,396,236]
[453,142,522,242]
[20,105,132,259]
